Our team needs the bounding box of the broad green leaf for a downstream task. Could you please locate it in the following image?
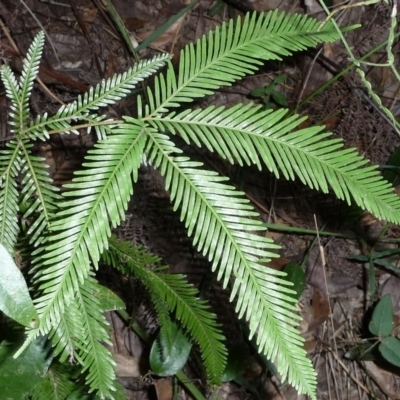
[369,294,393,337]
[0,243,38,327]
[0,336,52,398]
[91,283,126,312]
[150,323,192,376]
[379,337,400,367]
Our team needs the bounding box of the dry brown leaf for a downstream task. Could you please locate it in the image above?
[154,378,173,400]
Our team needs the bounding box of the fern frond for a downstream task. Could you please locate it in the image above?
[19,142,61,246]
[139,11,340,117]
[48,299,82,363]
[18,31,45,130]
[0,142,22,252]
[143,126,316,395]
[47,277,116,397]
[31,120,146,338]
[31,362,78,400]
[24,54,170,140]
[72,276,116,397]
[0,65,22,131]
[104,236,227,383]
[151,104,400,224]
[0,32,44,135]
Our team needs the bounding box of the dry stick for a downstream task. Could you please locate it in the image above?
[296,47,323,106]
[329,350,371,395]
[19,0,61,68]
[313,215,342,393]
[0,16,65,105]
[314,216,372,396]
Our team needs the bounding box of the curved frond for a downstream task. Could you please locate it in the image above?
[139,11,340,117]
[105,236,227,383]
[72,276,116,397]
[49,277,116,397]
[18,31,45,130]
[151,104,400,224]
[31,362,79,400]
[25,54,170,140]
[0,65,22,132]
[48,299,82,363]
[30,120,146,339]
[0,142,22,252]
[19,142,61,246]
[0,32,44,135]
[143,126,316,396]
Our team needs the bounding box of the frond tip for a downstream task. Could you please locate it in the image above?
[140,10,342,116]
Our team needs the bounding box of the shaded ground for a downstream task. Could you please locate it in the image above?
[1,0,400,399]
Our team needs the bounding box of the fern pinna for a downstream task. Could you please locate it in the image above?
[1,10,399,400]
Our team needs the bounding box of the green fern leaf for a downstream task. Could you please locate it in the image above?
[143,125,315,395]
[47,279,116,397]
[46,277,116,397]
[18,31,45,131]
[72,276,116,397]
[0,32,44,136]
[0,32,43,136]
[31,120,146,338]
[31,362,79,400]
[48,299,83,363]
[151,104,400,224]
[25,54,170,140]
[139,11,341,117]
[19,142,61,246]
[0,142,22,252]
[105,236,228,383]
[0,66,22,132]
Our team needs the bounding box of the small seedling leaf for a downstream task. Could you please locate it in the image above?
[271,91,288,107]
[369,294,393,337]
[264,81,276,95]
[249,87,265,97]
[379,337,400,367]
[274,73,287,84]
[0,244,38,327]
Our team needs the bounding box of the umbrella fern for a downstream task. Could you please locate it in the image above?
[0,9,398,400]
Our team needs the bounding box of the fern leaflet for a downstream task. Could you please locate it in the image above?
[150,103,400,224]
[104,236,228,383]
[139,11,341,117]
[143,125,316,395]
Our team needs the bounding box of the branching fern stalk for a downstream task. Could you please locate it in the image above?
[1,10,400,399]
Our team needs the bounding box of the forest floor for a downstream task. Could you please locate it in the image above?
[2,0,400,399]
